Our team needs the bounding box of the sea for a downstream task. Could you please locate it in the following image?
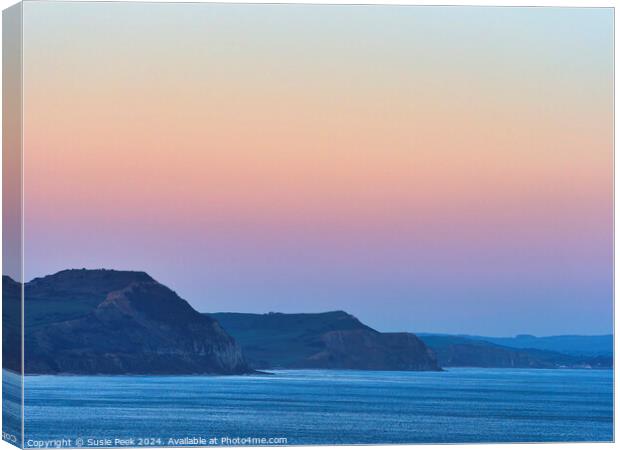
[2,368,613,447]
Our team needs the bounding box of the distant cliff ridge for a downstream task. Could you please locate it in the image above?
[209,311,441,371]
[444,333,613,357]
[3,269,251,375]
[418,334,612,369]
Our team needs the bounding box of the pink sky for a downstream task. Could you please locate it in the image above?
[17,3,613,335]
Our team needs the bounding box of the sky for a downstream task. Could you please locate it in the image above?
[18,3,613,336]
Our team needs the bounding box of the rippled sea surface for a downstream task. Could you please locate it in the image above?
[3,368,613,446]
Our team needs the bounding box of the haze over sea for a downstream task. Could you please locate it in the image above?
[4,368,612,446]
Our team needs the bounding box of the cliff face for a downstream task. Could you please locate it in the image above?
[10,269,251,375]
[302,329,441,371]
[210,311,441,371]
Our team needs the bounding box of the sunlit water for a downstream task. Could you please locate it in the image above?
[3,368,613,446]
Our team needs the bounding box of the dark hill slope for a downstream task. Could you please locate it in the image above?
[4,269,251,375]
[209,311,440,371]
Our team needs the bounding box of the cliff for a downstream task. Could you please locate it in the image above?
[209,311,441,371]
[4,269,251,375]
